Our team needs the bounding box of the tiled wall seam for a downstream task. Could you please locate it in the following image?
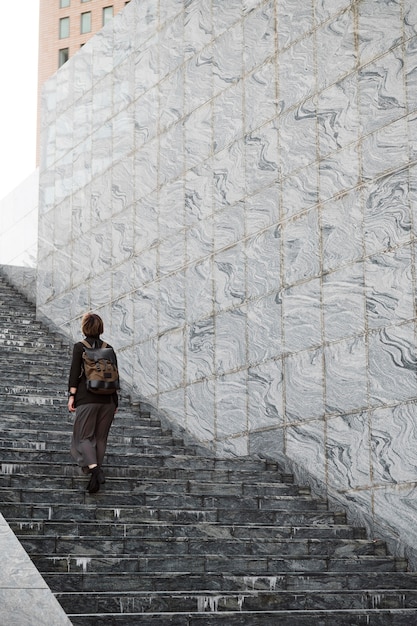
[37,0,417,568]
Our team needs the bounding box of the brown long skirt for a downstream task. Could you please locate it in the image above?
[70,403,115,468]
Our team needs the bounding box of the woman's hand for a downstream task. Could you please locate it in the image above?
[68,395,76,413]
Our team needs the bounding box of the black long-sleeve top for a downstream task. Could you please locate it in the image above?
[68,336,119,408]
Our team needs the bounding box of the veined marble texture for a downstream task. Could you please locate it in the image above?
[248,358,284,429]
[316,8,356,92]
[371,403,417,485]
[326,412,371,490]
[324,336,367,414]
[358,0,403,66]
[363,168,411,256]
[37,0,417,572]
[283,278,321,353]
[359,50,406,137]
[284,348,324,422]
[323,262,365,342]
[365,246,413,329]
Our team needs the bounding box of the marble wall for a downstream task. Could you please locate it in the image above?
[37,0,417,566]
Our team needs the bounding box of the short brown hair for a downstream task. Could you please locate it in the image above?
[81,312,104,337]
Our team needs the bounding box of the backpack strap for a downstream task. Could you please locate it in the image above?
[81,339,107,349]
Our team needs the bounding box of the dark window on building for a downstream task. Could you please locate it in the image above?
[58,48,69,67]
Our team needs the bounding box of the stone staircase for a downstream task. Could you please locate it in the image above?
[1,273,417,625]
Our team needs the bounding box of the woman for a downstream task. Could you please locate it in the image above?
[68,312,118,494]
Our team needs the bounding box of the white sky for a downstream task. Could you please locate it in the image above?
[0,0,40,201]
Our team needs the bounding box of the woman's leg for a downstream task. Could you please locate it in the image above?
[70,404,100,468]
[95,403,116,467]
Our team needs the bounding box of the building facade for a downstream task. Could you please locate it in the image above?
[37,0,131,161]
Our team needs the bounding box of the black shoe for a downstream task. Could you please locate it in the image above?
[87,466,101,494]
[97,467,105,484]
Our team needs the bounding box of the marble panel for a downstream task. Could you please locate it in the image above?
[366,246,413,329]
[89,270,112,309]
[215,435,249,457]
[282,208,320,285]
[216,370,248,437]
[56,59,73,115]
[185,258,214,323]
[184,0,212,59]
[134,192,159,253]
[285,420,326,483]
[159,179,185,240]
[358,50,406,137]
[213,243,246,311]
[281,163,319,220]
[134,337,158,396]
[184,46,213,116]
[323,262,365,342]
[317,73,359,158]
[326,411,371,489]
[186,217,213,265]
[158,328,185,392]
[184,103,212,171]
[284,348,324,422]
[134,86,158,148]
[247,293,282,364]
[40,123,56,171]
[134,138,158,201]
[277,0,314,50]
[357,0,403,66]
[215,306,247,375]
[319,142,360,203]
[113,57,134,116]
[213,140,245,209]
[246,182,280,236]
[73,137,92,194]
[45,292,72,329]
[244,62,278,134]
[213,22,244,94]
[248,359,284,429]
[111,258,135,301]
[404,0,417,39]
[53,250,71,295]
[159,68,184,133]
[321,190,363,273]
[243,1,275,74]
[133,284,159,342]
[55,109,73,163]
[54,153,73,205]
[111,207,135,262]
[133,35,159,100]
[91,121,113,179]
[363,168,411,256]
[278,34,315,112]
[113,7,134,67]
[246,225,281,299]
[324,336,367,414]
[92,29,114,82]
[314,0,351,24]
[361,117,409,182]
[186,317,215,383]
[69,283,89,319]
[40,73,57,129]
[186,379,216,441]
[409,112,417,163]
[54,200,72,250]
[316,8,356,91]
[368,322,417,406]
[0,589,71,626]
[159,271,186,333]
[283,278,321,353]
[92,75,113,133]
[91,174,112,226]
[373,484,417,566]
[111,156,134,216]
[278,99,317,177]
[159,123,185,186]
[71,233,91,286]
[159,230,186,276]
[412,165,417,239]
[133,245,157,286]
[245,121,280,196]
[214,202,245,252]
[185,162,213,226]
[73,92,93,147]
[213,83,243,154]
[249,427,284,460]
[110,294,134,349]
[159,0,183,25]
[159,386,186,431]
[159,14,184,80]
[212,0,241,37]
[371,403,417,485]
[113,106,135,164]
